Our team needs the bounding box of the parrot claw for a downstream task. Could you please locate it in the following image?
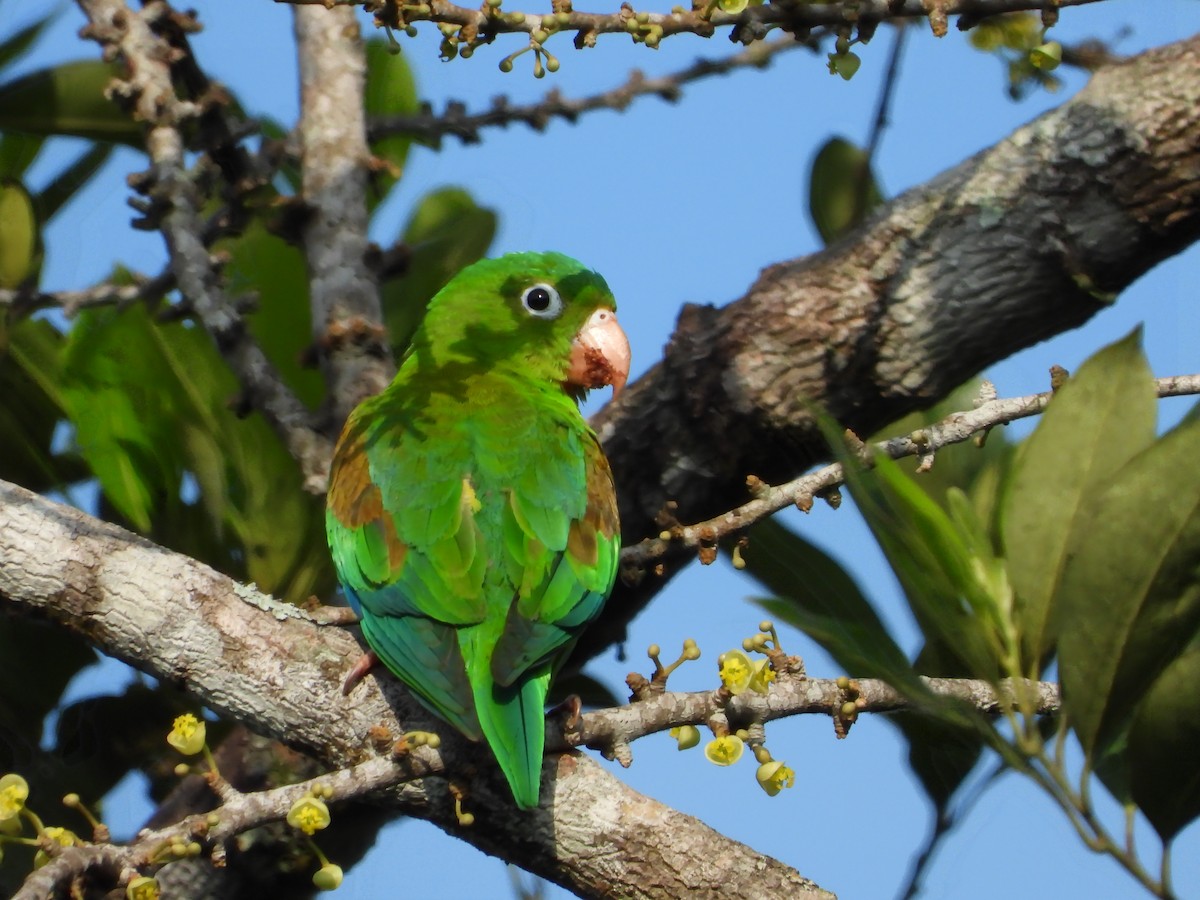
[343,650,379,696]
[549,694,584,741]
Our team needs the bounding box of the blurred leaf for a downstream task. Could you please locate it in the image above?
[1003,330,1156,673]
[1058,411,1200,763]
[59,303,333,603]
[0,178,39,288]
[223,221,323,408]
[0,14,53,76]
[0,60,142,145]
[35,140,112,222]
[0,131,43,178]
[363,39,418,208]
[0,620,97,771]
[808,136,883,245]
[1128,646,1200,840]
[381,187,496,352]
[901,713,983,812]
[0,316,89,490]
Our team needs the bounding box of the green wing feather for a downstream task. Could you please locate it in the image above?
[327,374,620,809]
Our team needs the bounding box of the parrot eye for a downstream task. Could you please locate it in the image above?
[521,283,563,319]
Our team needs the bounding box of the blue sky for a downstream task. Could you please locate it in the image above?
[7,0,1200,897]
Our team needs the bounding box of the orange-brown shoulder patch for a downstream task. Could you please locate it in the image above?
[329,430,407,572]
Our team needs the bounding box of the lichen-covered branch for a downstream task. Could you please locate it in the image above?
[0,479,827,900]
[577,32,1200,663]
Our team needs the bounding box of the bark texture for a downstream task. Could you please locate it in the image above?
[582,34,1200,661]
[0,480,828,899]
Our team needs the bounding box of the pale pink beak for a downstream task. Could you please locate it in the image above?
[566,307,631,399]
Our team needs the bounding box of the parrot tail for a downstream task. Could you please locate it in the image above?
[472,668,550,810]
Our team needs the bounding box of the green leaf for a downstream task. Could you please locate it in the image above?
[364,38,418,208]
[0,60,143,145]
[0,14,53,76]
[1128,645,1200,840]
[0,132,44,179]
[60,302,333,604]
[1002,330,1156,672]
[1058,412,1200,762]
[35,141,112,222]
[838,443,1002,680]
[808,136,883,245]
[223,221,323,409]
[0,178,38,288]
[381,187,496,352]
[549,672,622,710]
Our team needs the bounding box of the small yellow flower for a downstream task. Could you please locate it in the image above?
[747,658,776,695]
[0,773,29,822]
[669,725,701,751]
[717,0,748,11]
[313,862,344,891]
[34,826,79,868]
[756,760,796,796]
[717,650,753,695]
[287,796,331,835]
[167,714,206,756]
[704,735,744,767]
[127,876,161,900]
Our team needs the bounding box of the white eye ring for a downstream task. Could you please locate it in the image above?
[521,283,563,319]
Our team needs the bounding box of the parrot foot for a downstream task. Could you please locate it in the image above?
[342,650,379,696]
[549,694,584,744]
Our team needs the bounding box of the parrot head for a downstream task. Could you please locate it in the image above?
[412,251,631,398]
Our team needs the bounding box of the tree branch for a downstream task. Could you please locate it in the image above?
[0,479,828,899]
[370,36,811,146]
[278,0,1103,59]
[294,5,395,427]
[622,373,1200,569]
[578,32,1200,663]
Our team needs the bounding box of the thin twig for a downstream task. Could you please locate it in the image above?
[622,373,1200,569]
[371,37,809,145]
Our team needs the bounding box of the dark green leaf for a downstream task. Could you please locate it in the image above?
[808,136,884,245]
[0,131,43,179]
[1003,330,1156,673]
[0,14,53,76]
[223,221,323,409]
[1128,646,1200,840]
[0,60,143,145]
[381,187,496,352]
[549,672,622,710]
[837,443,1001,680]
[35,141,112,222]
[1058,411,1200,762]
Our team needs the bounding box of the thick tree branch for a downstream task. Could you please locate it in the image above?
[0,480,827,899]
[579,33,1200,663]
[294,6,395,427]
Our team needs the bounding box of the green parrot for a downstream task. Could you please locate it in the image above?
[326,251,630,809]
